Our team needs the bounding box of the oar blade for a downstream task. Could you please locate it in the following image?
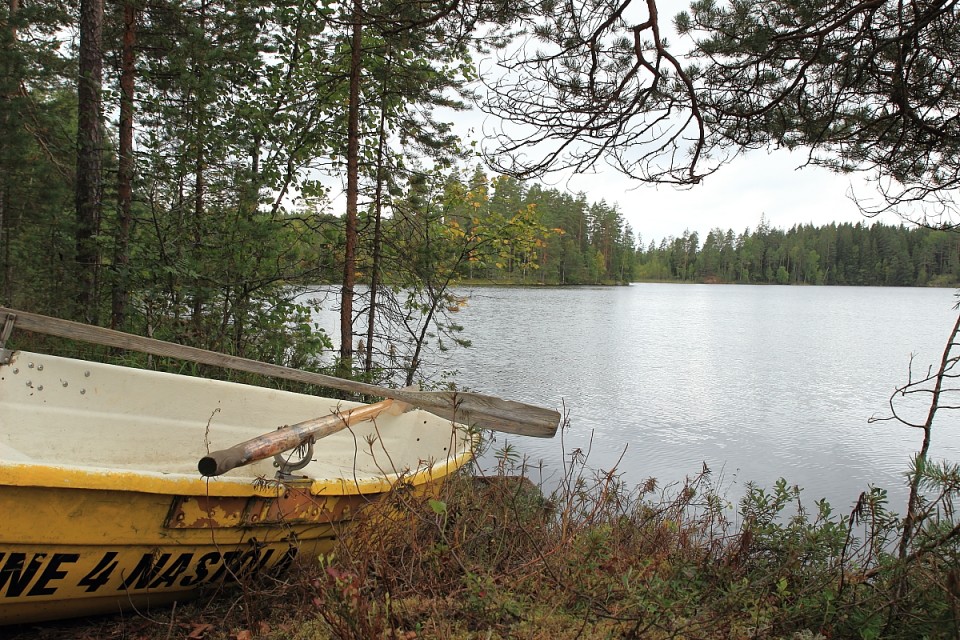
[402,390,561,438]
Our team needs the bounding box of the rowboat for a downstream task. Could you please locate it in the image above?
[0,346,475,625]
[0,308,558,626]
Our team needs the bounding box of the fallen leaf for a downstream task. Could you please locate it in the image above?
[187,623,215,639]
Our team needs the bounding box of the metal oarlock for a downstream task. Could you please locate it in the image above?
[273,437,315,479]
[0,313,16,365]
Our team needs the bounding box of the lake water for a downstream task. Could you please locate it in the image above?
[435,284,960,513]
[305,284,960,513]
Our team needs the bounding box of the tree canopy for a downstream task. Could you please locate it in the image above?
[482,0,960,224]
[680,0,960,223]
[482,0,709,185]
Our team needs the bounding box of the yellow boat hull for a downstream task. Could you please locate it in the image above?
[0,463,462,625]
[0,351,472,625]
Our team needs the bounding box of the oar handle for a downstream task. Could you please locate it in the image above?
[198,400,393,477]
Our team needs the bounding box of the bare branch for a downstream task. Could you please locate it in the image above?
[482,0,713,185]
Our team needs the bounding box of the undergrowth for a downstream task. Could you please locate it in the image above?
[283,445,959,640]
[8,443,960,640]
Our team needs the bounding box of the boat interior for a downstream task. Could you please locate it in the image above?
[0,351,470,483]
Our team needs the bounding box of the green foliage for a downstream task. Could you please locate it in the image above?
[0,85,77,313]
[0,0,493,379]
[638,219,960,286]
[384,170,641,286]
[680,0,960,215]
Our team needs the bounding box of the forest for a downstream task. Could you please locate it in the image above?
[635,219,960,287]
[340,177,960,289]
[4,0,960,388]
[0,0,557,386]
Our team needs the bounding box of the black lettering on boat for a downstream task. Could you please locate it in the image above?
[274,546,298,574]
[119,552,171,591]
[77,551,119,593]
[0,553,45,598]
[27,553,79,597]
[257,548,276,572]
[180,551,219,588]
[206,551,240,584]
[148,553,194,590]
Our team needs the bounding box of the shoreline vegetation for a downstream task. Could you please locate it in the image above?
[8,446,959,640]
[340,202,960,289]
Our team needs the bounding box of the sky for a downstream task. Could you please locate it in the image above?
[555,147,901,245]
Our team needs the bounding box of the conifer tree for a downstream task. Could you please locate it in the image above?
[76,0,104,322]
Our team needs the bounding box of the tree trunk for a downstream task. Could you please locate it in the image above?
[111,1,136,329]
[339,0,362,378]
[365,56,390,375]
[6,0,16,39]
[76,0,104,323]
[0,0,18,302]
[190,0,208,340]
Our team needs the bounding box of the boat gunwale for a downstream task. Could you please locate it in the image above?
[0,449,472,497]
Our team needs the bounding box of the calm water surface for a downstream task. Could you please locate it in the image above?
[436,284,960,512]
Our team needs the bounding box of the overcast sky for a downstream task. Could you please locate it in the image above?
[557,148,901,245]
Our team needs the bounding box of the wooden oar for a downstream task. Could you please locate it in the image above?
[198,399,395,477]
[0,307,560,437]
